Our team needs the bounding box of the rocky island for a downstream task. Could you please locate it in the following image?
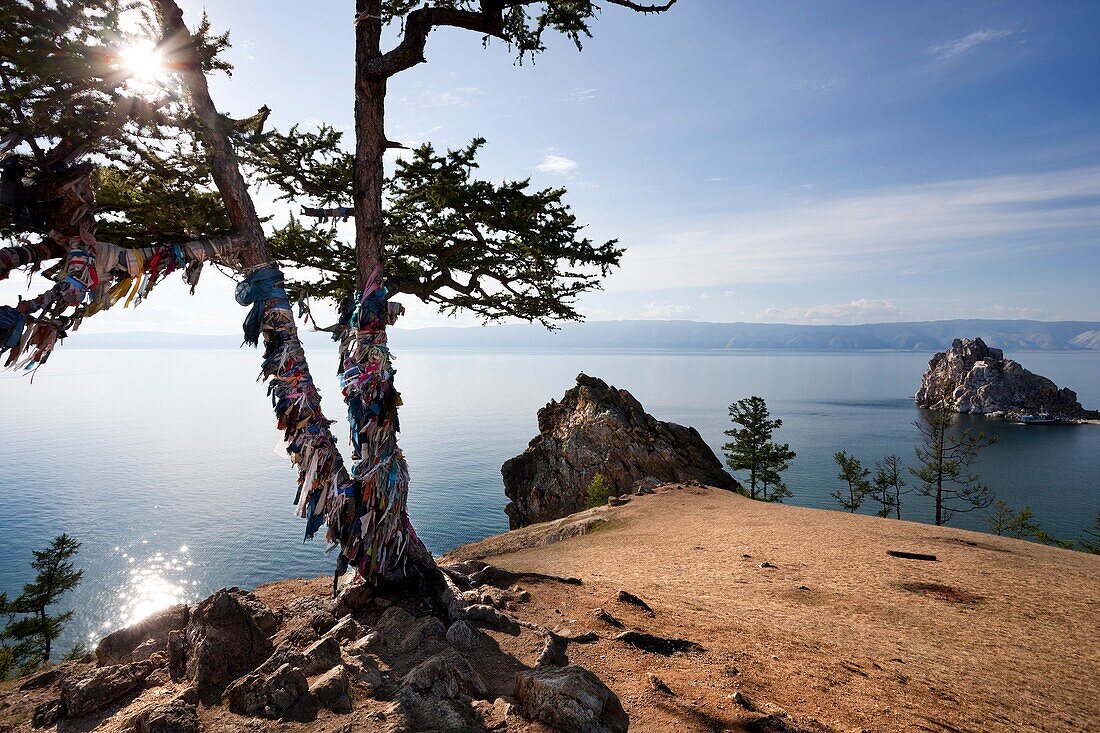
[915,337,1097,419]
[501,374,739,528]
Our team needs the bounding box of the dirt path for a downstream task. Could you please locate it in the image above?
[447,485,1100,733]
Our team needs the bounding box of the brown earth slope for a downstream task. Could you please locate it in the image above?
[3,485,1097,733]
[448,485,1100,733]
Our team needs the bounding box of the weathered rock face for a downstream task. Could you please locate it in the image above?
[185,588,276,705]
[96,603,189,666]
[59,660,154,717]
[916,338,1093,417]
[502,373,739,528]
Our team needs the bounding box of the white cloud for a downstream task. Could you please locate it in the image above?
[756,299,903,325]
[640,302,696,320]
[927,29,1013,59]
[430,86,486,107]
[699,292,712,299]
[612,165,1100,291]
[567,88,598,102]
[794,76,841,93]
[536,154,579,176]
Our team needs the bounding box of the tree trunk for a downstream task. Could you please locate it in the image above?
[157,0,359,581]
[354,0,386,288]
[352,0,440,589]
[934,425,944,526]
[39,607,49,662]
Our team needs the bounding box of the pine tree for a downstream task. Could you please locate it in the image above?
[871,454,907,519]
[584,474,612,509]
[759,442,796,503]
[987,501,1040,538]
[832,451,871,513]
[1,534,83,672]
[723,396,795,500]
[909,402,997,526]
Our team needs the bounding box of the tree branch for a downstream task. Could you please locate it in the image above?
[371,6,506,78]
[155,0,267,263]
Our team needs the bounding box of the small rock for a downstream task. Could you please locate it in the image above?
[614,631,703,656]
[536,633,568,668]
[19,666,62,691]
[399,616,447,654]
[225,662,317,720]
[166,629,187,681]
[593,608,624,628]
[310,665,351,713]
[345,656,382,695]
[301,636,342,676]
[482,696,519,730]
[445,620,482,651]
[616,590,654,615]
[514,664,628,733]
[130,638,163,663]
[332,582,373,617]
[633,476,663,495]
[648,672,674,696]
[402,650,487,699]
[324,615,364,645]
[732,690,758,711]
[32,699,62,728]
[462,604,520,633]
[130,696,200,733]
[759,561,778,569]
[607,495,630,507]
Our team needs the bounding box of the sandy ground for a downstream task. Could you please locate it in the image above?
[447,485,1100,733]
[3,485,1097,732]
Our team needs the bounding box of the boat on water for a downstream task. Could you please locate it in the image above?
[1019,413,1059,425]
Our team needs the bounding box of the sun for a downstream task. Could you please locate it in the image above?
[118,40,166,83]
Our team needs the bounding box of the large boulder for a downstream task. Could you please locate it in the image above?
[184,588,276,705]
[96,604,189,666]
[502,373,739,528]
[514,664,628,733]
[916,338,1094,418]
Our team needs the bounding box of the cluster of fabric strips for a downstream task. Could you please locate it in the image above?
[301,206,353,224]
[243,263,414,585]
[335,266,412,581]
[0,237,234,371]
[250,268,356,548]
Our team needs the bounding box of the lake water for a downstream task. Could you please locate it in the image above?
[1,345,1098,654]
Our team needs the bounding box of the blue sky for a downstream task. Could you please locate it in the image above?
[6,0,1099,331]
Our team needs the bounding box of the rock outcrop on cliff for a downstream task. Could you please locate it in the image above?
[501,373,739,528]
[915,337,1093,417]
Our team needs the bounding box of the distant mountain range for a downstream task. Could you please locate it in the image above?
[71,319,1100,351]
